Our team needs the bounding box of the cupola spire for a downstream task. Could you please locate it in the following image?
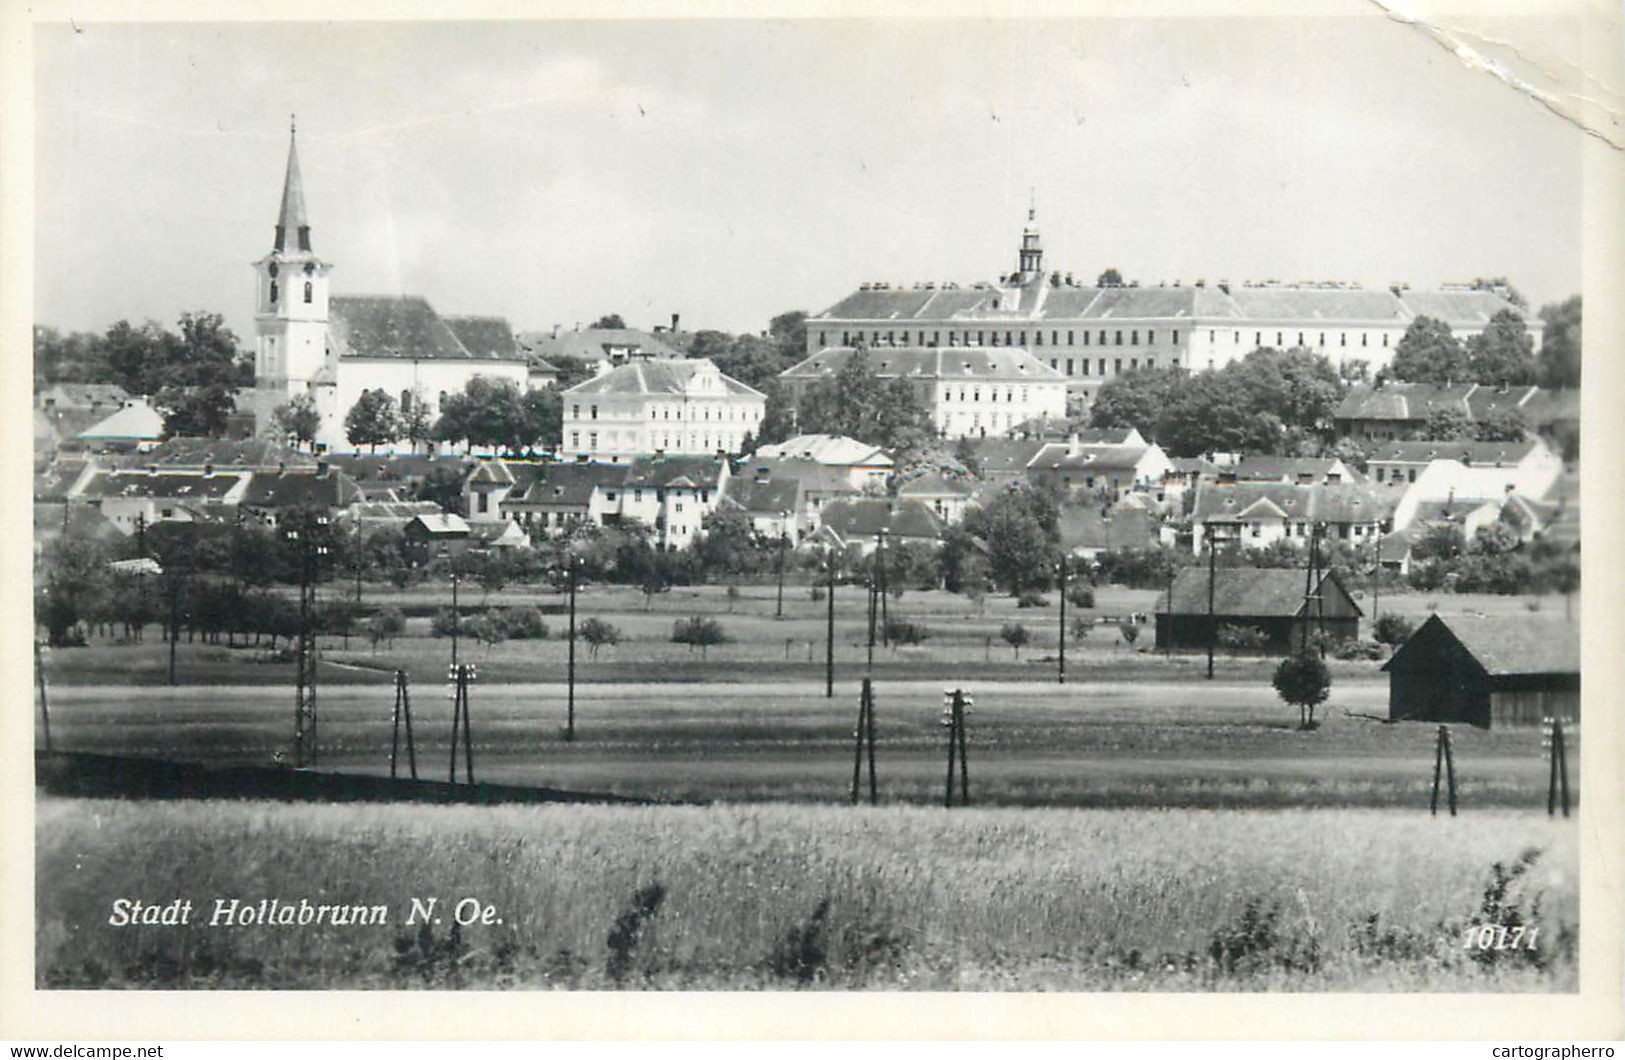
[274,116,311,254]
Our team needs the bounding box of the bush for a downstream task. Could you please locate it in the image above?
[809,586,826,603]
[1118,619,1139,646]
[1334,639,1386,661]
[1016,590,1050,609]
[1216,624,1269,652]
[1273,652,1332,729]
[579,617,621,660]
[1065,583,1096,609]
[1372,613,1415,646]
[429,607,463,638]
[496,606,548,641]
[999,621,1030,658]
[672,615,728,649]
[366,607,406,650]
[1069,615,1096,642]
[883,618,930,646]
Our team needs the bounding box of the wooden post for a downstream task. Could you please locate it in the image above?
[1057,556,1067,685]
[851,679,867,804]
[1545,717,1559,817]
[1206,530,1219,680]
[398,670,417,781]
[448,663,462,783]
[566,560,577,741]
[956,691,971,806]
[866,678,877,806]
[461,663,476,786]
[35,641,51,753]
[825,550,836,699]
[1430,725,1445,816]
[391,670,404,779]
[1443,725,1457,817]
[943,690,958,808]
[1556,719,1570,818]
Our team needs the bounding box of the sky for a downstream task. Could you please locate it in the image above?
[32,13,1585,344]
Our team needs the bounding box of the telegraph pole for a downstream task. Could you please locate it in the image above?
[1206,527,1221,680]
[288,515,330,768]
[825,546,836,698]
[450,569,461,667]
[566,557,579,741]
[775,520,788,619]
[1057,554,1067,684]
[35,641,51,752]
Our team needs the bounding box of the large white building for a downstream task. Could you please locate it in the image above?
[777,345,1067,439]
[805,209,1540,406]
[249,123,531,453]
[560,358,765,462]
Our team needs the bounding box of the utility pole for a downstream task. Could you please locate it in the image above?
[35,641,51,752]
[566,557,579,741]
[1057,554,1067,684]
[775,518,788,619]
[447,662,477,784]
[825,546,836,699]
[877,530,890,647]
[288,515,330,768]
[390,669,417,780]
[353,518,363,608]
[450,568,461,667]
[1206,527,1222,680]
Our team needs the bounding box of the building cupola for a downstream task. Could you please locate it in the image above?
[1017,196,1043,282]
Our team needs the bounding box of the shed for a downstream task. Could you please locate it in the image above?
[1382,614,1579,729]
[1154,567,1362,653]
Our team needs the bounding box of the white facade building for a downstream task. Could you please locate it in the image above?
[561,359,765,462]
[248,124,531,453]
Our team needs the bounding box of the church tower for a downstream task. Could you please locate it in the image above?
[252,118,333,437]
[1016,200,1044,282]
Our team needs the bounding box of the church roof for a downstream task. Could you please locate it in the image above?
[444,315,520,359]
[275,122,311,254]
[328,296,524,362]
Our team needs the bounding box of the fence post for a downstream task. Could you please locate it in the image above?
[1430,725,1445,816]
[1443,726,1457,817]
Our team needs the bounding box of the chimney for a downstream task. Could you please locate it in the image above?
[671,312,680,333]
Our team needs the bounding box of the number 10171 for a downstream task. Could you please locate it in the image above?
[1463,925,1539,950]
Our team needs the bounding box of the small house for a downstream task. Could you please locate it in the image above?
[1382,614,1579,729]
[1155,567,1362,653]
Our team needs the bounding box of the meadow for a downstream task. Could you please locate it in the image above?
[35,798,1578,991]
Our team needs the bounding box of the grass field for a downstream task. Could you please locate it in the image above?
[35,798,1578,991]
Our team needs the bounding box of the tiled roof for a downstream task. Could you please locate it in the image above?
[722,475,803,515]
[443,315,520,359]
[329,296,522,362]
[77,400,165,441]
[755,434,893,467]
[1519,387,1580,425]
[622,454,727,490]
[35,457,89,502]
[1027,442,1152,473]
[79,470,248,500]
[1394,291,1522,325]
[564,358,764,399]
[467,460,516,487]
[1385,614,1578,676]
[1335,383,1477,421]
[325,453,472,481]
[142,438,317,470]
[1162,567,1357,618]
[41,383,129,408]
[345,500,445,521]
[965,438,1049,474]
[407,512,470,535]
[1193,482,1391,523]
[781,346,1063,384]
[896,470,977,498]
[820,499,945,541]
[738,457,860,495]
[1231,455,1345,481]
[512,463,626,508]
[1367,439,1537,465]
[1058,505,1159,551]
[516,328,687,363]
[1464,385,1539,421]
[242,469,359,509]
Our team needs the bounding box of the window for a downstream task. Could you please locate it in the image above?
[1005,331,1013,345]
[1066,358,1074,376]
[1210,330,1216,342]
[1115,331,1123,346]
[1131,330,1139,345]
[1052,330,1059,345]
[590,405,598,420]
[1082,360,1090,376]
[1099,330,1107,344]
[1276,332,1284,346]
[1148,330,1156,344]
[819,332,826,346]
[1019,331,1026,346]
[1070,330,1076,345]
[1362,333,1369,347]
[1082,331,1089,346]
[1407,468,1416,483]
[401,390,412,411]
[589,432,598,449]
[1255,332,1262,346]
[1375,467,1385,482]
[606,491,618,502]
[1147,357,1156,369]
[1340,333,1347,347]
[477,493,489,513]
[1383,334,1390,347]
[269,281,278,304]
[572,404,580,418]
[1050,359,1059,370]
[1098,358,1106,375]
[1035,331,1043,346]
[1297,332,1304,346]
[635,489,643,502]
[571,431,580,447]
[1130,358,1139,370]
[1114,358,1122,373]
[1172,331,1180,345]
[1319,333,1325,346]
[303,282,313,304]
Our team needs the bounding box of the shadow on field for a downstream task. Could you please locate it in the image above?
[35,750,663,807]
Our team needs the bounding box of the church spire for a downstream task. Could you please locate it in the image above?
[274,116,311,254]
[1017,193,1043,280]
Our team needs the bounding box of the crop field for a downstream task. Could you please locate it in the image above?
[35,798,1577,991]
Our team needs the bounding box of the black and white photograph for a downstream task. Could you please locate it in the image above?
[7,0,1624,1041]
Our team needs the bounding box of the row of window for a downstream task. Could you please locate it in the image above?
[268,281,315,306]
[943,385,1036,403]
[1047,357,1157,377]
[829,328,1182,349]
[568,403,758,423]
[1205,329,1392,349]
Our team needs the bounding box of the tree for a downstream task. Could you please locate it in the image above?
[344,389,400,451]
[672,614,728,658]
[156,384,236,438]
[1096,268,1123,287]
[1372,613,1414,647]
[795,348,933,451]
[1475,408,1528,442]
[518,387,562,454]
[768,310,808,360]
[1272,652,1332,729]
[999,621,1030,659]
[33,326,113,386]
[366,607,406,651]
[953,436,982,477]
[1118,619,1139,646]
[1088,368,1178,439]
[1469,276,1528,310]
[580,617,622,660]
[1537,295,1581,388]
[435,376,532,452]
[1069,615,1096,642]
[1466,310,1537,387]
[591,314,626,330]
[962,484,1059,595]
[272,394,322,450]
[1389,317,1470,386]
[1419,406,1474,441]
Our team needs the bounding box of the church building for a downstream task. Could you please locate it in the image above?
[249,122,531,453]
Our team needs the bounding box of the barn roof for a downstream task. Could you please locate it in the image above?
[516,327,687,363]
[1161,567,1359,619]
[1384,614,1578,677]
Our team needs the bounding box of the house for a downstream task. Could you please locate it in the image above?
[527,358,560,390]
[753,434,893,491]
[616,454,732,550]
[1383,614,1579,728]
[779,344,1067,440]
[1333,381,1559,443]
[1058,504,1160,560]
[38,382,129,414]
[1155,568,1362,653]
[75,399,166,453]
[503,462,628,534]
[561,359,765,462]
[468,520,532,550]
[517,323,688,369]
[736,457,866,537]
[1025,437,1172,501]
[75,469,252,534]
[462,460,548,524]
[1227,455,1354,485]
[341,499,447,532]
[895,471,978,525]
[404,512,472,555]
[1190,481,1391,553]
[813,499,946,555]
[961,438,1049,485]
[1162,456,1219,492]
[1373,437,1561,507]
[140,438,319,472]
[1378,497,1504,575]
[238,467,361,528]
[721,472,804,544]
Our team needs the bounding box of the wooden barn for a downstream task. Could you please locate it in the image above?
[1382,614,1579,729]
[1154,568,1362,653]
